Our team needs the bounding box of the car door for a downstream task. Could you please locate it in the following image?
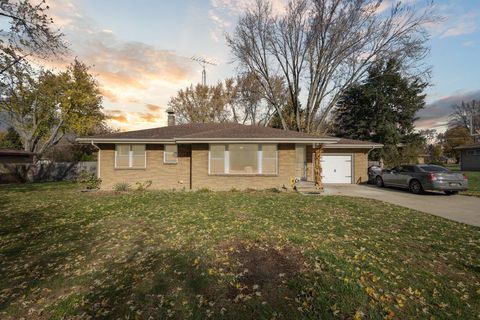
[382,166,400,186]
[395,165,414,188]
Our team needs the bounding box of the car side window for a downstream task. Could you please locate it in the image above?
[403,166,414,173]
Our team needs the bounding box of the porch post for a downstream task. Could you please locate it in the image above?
[314,144,323,190]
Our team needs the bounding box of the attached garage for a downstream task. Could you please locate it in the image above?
[321,139,383,184]
[321,154,353,183]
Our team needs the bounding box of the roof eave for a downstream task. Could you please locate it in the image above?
[324,144,384,148]
[76,138,174,144]
[175,137,339,143]
[454,145,480,150]
[77,137,339,144]
[0,151,35,156]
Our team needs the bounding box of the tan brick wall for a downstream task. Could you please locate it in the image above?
[98,143,300,190]
[97,143,368,190]
[98,144,190,190]
[322,148,370,184]
[191,144,297,190]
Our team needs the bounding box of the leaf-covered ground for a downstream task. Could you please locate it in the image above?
[446,164,480,197]
[0,182,479,319]
[463,171,480,197]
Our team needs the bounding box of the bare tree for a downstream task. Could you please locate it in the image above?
[233,72,279,126]
[0,0,67,74]
[227,0,436,132]
[448,100,480,131]
[167,83,231,124]
[168,74,279,126]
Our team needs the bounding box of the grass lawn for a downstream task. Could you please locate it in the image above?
[0,183,479,319]
[445,164,480,196]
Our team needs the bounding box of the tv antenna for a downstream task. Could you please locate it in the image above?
[191,56,216,86]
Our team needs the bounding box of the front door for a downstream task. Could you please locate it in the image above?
[295,145,307,180]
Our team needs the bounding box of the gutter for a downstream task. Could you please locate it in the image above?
[76,138,173,144]
[76,137,340,144]
[324,144,384,149]
[176,138,338,144]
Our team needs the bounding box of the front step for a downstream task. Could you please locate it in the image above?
[294,181,323,195]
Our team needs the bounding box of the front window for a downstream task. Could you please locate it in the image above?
[209,144,225,174]
[209,144,277,175]
[164,144,178,163]
[229,144,258,174]
[115,145,146,168]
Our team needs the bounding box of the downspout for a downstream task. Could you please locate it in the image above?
[91,140,101,179]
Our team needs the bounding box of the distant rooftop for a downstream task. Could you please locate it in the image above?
[0,149,34,156]
[455,143,480,150]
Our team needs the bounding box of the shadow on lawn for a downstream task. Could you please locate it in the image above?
[0,199,314,319]
[62,243,313,319]
[0,205,102,313]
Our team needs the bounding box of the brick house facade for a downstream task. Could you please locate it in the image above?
[78,118,381,191]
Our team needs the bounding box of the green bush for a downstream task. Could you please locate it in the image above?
[113,182,130,192]
[135,180,152,191]
[76,171,101,190]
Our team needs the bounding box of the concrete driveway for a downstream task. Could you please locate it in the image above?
[323,184,480,227]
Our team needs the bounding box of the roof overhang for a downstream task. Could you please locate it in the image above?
[0,151,35,156]
[76,138,173,144]
[454,145,480,150]
[76,137,340,144]
[175,137,339,144]
[324,143,383,149]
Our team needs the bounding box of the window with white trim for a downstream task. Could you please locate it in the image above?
[209,144,277,175]
[466,149,480,156]
[209,144,225,173]
[164,144,178,163]
[115,144,146,168]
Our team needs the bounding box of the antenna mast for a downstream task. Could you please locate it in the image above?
[191,56,217,86]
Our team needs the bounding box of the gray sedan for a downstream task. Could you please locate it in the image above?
[374,164,469,195]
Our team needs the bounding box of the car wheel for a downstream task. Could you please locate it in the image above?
[409,180,423,194]
[375,176,384,187]
[444,191,458,196]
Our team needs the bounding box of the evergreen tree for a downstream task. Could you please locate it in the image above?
[332,59,427,163]
[0,127,22,149]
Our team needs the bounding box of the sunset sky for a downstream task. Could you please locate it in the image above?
[47,0,480,132]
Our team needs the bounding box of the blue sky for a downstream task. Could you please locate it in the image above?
[47,0,480,132]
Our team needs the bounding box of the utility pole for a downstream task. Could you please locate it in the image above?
[191,56,216,86]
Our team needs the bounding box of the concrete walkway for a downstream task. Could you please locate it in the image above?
[323,184,480,227]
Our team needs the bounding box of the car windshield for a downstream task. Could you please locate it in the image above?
[419,165,449,172]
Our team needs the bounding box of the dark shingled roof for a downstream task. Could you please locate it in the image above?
[0,149,35,156]
[83,123,333,141]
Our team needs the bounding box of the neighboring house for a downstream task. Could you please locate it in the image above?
[0,149,35,164]
[77,112,382,190]
[396,143,428,164]
[0,149,35,184]
[455,143,480,171]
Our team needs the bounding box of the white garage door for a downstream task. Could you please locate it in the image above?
[321,155,352,183]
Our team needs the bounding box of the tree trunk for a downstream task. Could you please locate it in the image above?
[313,144,323,190]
